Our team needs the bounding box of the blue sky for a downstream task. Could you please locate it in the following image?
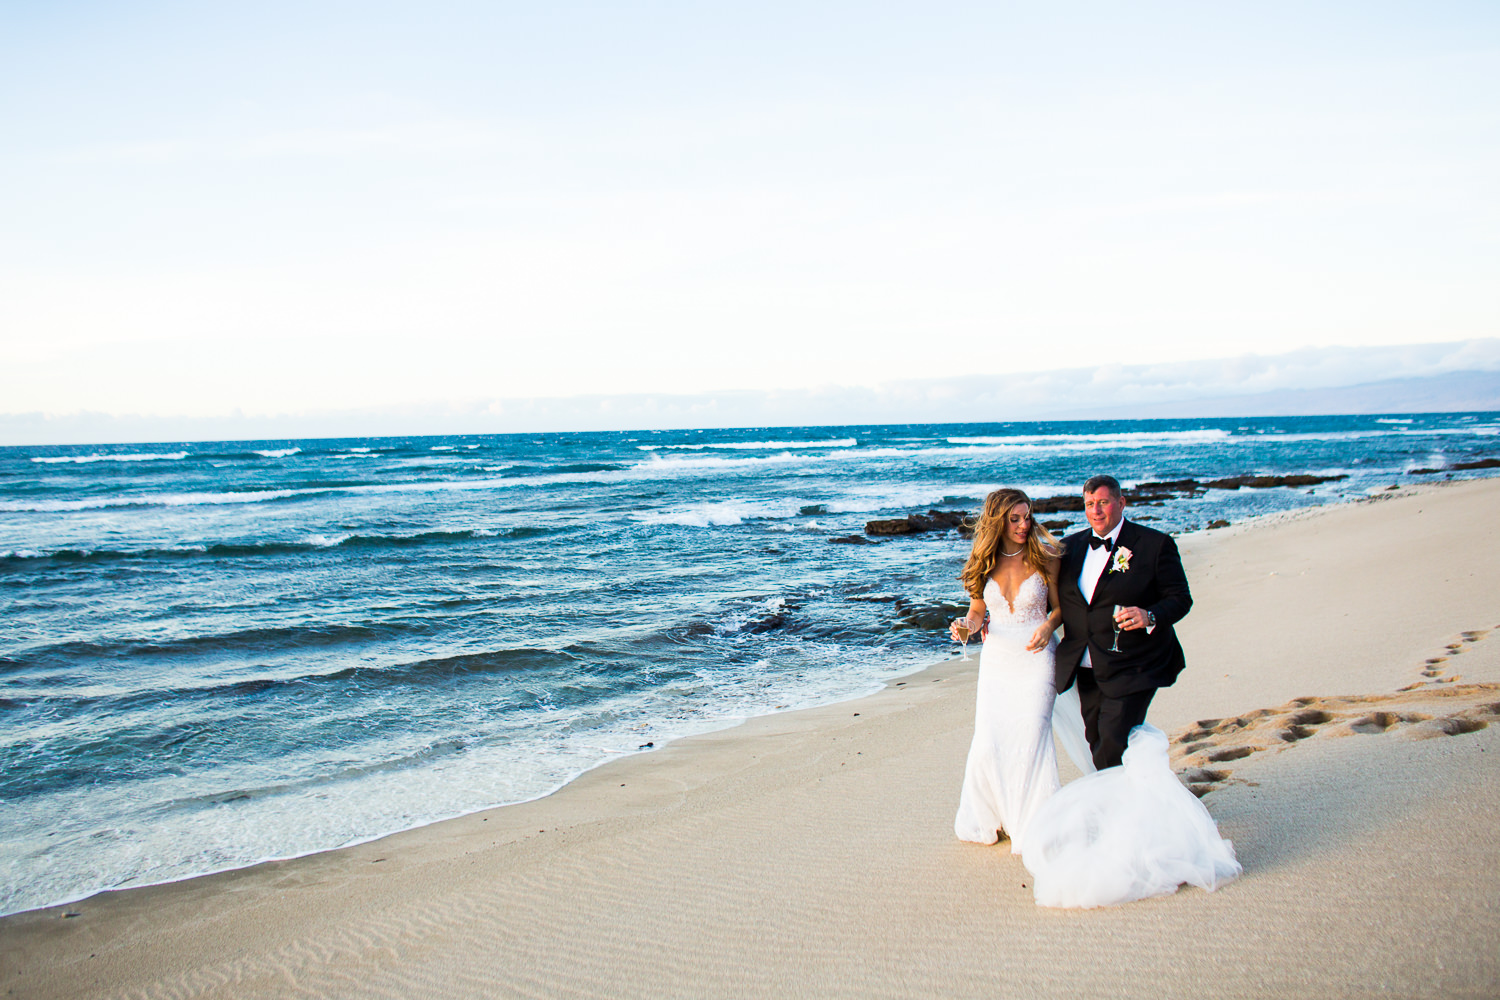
[2,2,1497,430]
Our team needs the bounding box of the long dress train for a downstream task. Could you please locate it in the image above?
[1022,723,1243,908]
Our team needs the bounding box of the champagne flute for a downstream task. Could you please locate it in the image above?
[955,618,974,661]
[1109,604,1124,652]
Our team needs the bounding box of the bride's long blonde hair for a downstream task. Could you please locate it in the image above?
[960,488,1060,599]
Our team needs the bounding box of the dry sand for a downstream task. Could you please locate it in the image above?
[4,478,1498,999]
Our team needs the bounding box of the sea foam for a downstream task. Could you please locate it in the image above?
[636,438,856,451]
[31,452,190,464]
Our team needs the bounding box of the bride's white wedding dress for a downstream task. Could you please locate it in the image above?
[954,573,1061,852]
[954,572,1241,907]
[1022,724,1243,908]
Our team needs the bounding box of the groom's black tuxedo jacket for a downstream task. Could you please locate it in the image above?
[1055,520,1192,698]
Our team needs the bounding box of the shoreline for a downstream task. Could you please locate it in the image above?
[4,477,1499,998]
[4,419,1497,921]
[0,659,936,921]
[0,481,1427,920]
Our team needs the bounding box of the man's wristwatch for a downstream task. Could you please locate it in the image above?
[1144,611,1156,628]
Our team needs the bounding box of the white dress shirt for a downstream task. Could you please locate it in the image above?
[1077,519,1124,670]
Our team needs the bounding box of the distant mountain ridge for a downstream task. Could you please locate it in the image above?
[1043,370,1500,419]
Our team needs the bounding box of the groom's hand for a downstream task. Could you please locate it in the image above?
[1113,605,1151,631]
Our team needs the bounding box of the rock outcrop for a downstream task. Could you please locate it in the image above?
[864,509,972,537]
[890,596,971,631]
[1410,456,1499,475]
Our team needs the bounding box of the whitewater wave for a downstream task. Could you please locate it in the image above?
[0,488,320,513]
[30,452,189,464]
[0,465,641,510]
[1239,427,1500,444]
[636,438,856,451]
[631,486,996,526]
[252,448,301,459]
[0,527,558,563]
[5,622,423,678]
[636,500,798,527]
[946,430,1232,448]
[807,487,992,515]
[630,451,810,474]
[10,642,576,710]
[482,463,627,476]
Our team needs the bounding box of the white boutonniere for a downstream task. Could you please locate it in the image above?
[1110,546,1133,573]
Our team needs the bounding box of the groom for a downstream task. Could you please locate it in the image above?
[1056,475,1193,771]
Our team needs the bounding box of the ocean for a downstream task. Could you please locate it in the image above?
[3,414,1497,915]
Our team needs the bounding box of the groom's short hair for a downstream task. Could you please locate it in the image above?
[1083,474,1122,498]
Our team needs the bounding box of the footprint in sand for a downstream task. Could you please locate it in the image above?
[1172,679,1500,796]
[1287,709,1332,725]
[1402,628,1496,690]
[1206,746,1256,762]
[1345,711,1433,734]
[1409,716,1489,738]
[1177,767,1231,798]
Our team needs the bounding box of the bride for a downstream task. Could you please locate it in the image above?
[950,488,1068,852]
[950,488,1241,907]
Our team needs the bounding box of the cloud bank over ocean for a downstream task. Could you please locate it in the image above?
[5,340,1498,445]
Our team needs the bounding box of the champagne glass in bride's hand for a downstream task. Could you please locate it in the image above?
[1109,605,1125,653]
[954,618,974,661]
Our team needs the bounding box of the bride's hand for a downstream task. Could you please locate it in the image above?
[949,617,976,642]
[1026,623,1052,652]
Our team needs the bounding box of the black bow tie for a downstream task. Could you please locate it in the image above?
[1089,535,1114,551]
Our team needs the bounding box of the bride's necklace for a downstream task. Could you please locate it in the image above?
[1000,547,1024,557]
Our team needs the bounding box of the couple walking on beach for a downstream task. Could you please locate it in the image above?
[949,475,1241,908]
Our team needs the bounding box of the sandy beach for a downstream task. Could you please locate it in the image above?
[4,477,1498,1000]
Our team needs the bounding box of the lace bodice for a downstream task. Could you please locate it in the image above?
[984,572,1049,629]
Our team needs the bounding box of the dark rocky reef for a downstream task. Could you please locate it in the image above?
[1026,474,1344,517]
[1123,474,1347,497]
[890,596,971,631]
[853,472,1350,544]
[1028,495,1084,513]
[864,509,973,537]
[1198,474,1348,490]
[1410,457,1500,475]
[1029,482,1203,513]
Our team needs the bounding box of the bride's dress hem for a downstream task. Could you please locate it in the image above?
[1020,723,1243,909]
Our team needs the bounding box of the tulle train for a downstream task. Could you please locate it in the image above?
[1021,724,1242,908]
